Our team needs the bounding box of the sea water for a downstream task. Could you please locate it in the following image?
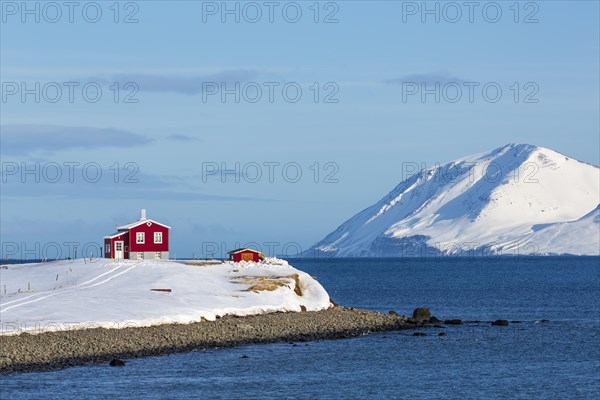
[2,257,599,399]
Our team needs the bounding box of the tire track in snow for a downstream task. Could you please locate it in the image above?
[1,265,126,307]
[0,264,137,313]
[0,265,123,307]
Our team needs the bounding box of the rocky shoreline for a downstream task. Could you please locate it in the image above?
[0,307,417,374]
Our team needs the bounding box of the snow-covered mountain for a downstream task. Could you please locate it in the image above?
[305,144,599,257]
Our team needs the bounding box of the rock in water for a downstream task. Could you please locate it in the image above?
[109,358,125,367]
[444,319,463,325]
[412,307,431,322]
[429,316,441,324]
[491,319,509,326]
[413,332,427,337]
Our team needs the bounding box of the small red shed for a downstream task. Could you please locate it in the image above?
[104,209,170,260]
[228,248,266,262]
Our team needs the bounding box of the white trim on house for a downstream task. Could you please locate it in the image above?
[117,219,171,230]
[114,241,124,259]
[227,248,262,255]
[104,231,127,239]
[134,251,169,260]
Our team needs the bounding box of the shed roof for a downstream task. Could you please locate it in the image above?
[227,248,264,255]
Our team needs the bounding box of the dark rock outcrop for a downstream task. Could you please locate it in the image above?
[444,319,463,325]
[491,319,509,326]
[109,358,125,367]
[412,307,431,322]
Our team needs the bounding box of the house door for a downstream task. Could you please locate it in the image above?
[241,253,254,261]
[114,241,124,259]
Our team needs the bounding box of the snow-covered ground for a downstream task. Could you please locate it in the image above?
[306,144,600,257]
[0,258,331,335]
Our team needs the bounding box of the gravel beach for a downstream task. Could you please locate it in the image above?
[0,308,411,374]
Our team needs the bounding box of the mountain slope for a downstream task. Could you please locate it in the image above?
[520,205,600,255]
[305,144,599,257]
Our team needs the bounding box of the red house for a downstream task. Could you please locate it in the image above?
[104,209,170,260]
[227,248,265,262]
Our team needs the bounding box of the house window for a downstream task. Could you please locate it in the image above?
[154,232,163,244]
[137,252,144,260]
[136,232,145,244]
[154,252,161,259]
[115,242,123,251]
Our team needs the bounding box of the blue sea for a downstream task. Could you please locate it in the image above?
[3,257,599,399]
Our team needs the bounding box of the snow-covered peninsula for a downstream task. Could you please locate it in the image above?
[0,258,332,335]
[0,258,408,374]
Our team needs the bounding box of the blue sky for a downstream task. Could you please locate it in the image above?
[1,0,599,259]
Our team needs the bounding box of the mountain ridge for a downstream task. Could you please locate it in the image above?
[304,144,599,257]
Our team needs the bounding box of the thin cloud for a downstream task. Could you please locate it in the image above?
[167,134,202,142]
[90,70,260,95]
[383,72,468,86]
[1,165,278,203]
[1,124,152,155]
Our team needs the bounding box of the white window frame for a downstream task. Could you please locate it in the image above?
[154,232,163,244]
[136,232,145,244]
[137,252,144,260]
[154,252,161,259]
